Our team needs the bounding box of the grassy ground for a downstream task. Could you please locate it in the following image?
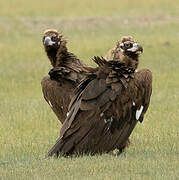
[0,0,179,179]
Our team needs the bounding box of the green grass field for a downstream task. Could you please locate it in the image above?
[0,0,179,179]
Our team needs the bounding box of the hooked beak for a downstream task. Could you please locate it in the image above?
[137,44,143,53]
[43,37,55,46]
[127,43,143,54]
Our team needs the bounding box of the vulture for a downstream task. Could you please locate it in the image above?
[104,36,144,147]
[41,29,94,123]
[47,38,152,157]
[105,36,140,70]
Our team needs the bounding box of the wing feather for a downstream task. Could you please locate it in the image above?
[41,76,75,123]
[47,58,152,157]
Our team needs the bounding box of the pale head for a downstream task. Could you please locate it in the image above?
[43,29,64,50]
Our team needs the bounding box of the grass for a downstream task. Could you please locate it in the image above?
[1,0,179,17]
[0,0,179,179]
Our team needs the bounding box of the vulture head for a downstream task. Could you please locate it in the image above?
[114,36,143,69]
[43,29,64,50]
[119,36,143,56]
[43,29,67,67]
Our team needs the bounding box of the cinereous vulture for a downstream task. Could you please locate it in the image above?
[47,38,152,157]
[105,36,142,70]
[41,29,94,123]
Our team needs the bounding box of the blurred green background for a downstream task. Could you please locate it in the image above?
[0,0,179,179]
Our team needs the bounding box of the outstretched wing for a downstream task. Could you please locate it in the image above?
[133,69,152,122]
[41,76,76,124]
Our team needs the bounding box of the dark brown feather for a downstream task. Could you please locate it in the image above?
[41,76,76,123]
[41,30,95,124]
[47,57,152,157]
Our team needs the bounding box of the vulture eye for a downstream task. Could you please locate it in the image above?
[124,42,132,48]
[51,35,57,42]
